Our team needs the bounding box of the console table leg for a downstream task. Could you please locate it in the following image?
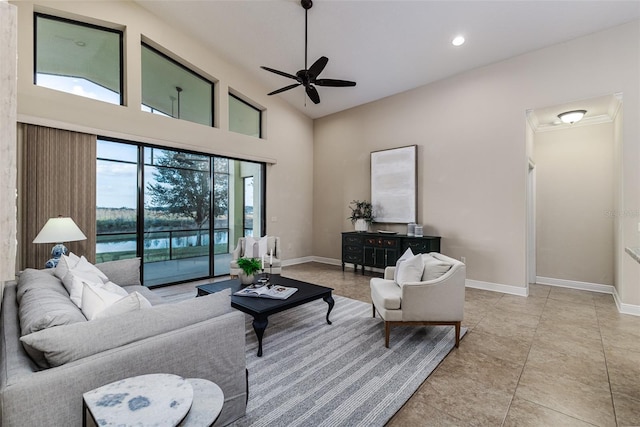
[323,295,335,325]
[252,316,268,357]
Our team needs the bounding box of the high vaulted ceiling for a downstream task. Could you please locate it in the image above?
[135,1,640,119]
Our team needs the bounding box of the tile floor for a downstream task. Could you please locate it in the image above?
[154,262,640,426]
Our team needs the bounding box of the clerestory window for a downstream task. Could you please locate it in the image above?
[141,42,214,127]
[229,93,262,138]
[34,13,123,105]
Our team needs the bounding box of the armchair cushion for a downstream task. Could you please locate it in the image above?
[395,254,424,287]
[370,278,401,310]
[421,253,452,281]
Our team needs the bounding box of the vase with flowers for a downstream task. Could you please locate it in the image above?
[348,200,374,232]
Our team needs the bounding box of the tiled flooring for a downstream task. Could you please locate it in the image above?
[154,262,640,426]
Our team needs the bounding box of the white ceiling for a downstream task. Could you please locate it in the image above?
[135,0,640,119]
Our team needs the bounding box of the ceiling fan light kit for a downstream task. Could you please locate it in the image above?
[261,0,356,105]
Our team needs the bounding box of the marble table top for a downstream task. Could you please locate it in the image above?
[178,378,224,427]
[83,374,193,427]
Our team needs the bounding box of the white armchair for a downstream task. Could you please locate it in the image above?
[370,252,465,348]
[230,236,282,277]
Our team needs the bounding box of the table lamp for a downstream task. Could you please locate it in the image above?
[33,216,87,268]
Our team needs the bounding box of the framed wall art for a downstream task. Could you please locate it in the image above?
[370,145,417,224]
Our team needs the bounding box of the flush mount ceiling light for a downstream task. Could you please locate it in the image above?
[558,110,587,124]
[452,35,465,46]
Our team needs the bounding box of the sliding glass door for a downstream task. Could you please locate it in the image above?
[143,147,211,285]
[96,139,265,287]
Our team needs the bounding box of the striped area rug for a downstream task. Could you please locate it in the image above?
[231,295,466,427]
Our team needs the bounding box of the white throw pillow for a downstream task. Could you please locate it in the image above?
[94,292,152,320]
[81,283,151,320]
[421,253,453,281]
[75,256,109,282]
[81,282,124,320]
[243,236,269,258]
[393,247,414,283]
[99,281,129,297]
[53,252,81,280]
[395,254,424,287]
[62,271,104,308]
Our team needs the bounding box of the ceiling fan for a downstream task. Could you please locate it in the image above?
[261,0,356,105]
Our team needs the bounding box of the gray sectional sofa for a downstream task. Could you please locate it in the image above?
[0,258,247,426]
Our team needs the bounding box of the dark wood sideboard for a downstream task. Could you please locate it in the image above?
[341,231,441,275]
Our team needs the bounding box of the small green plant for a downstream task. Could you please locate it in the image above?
[237,257,262,276]
[348,200,374,224]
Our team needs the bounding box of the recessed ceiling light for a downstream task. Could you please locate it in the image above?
[452,35,465,47]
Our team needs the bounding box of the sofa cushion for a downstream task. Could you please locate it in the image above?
[18,288,87,336]
[16,268,68,303]
[18,282,88,369]
[421,253,452,281]
[95,257,142,286]
[20,289,233,367]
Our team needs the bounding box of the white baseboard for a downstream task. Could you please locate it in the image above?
[613,287,640,316]
[282,256,316,267]
[536,276,640,317]
[536,276,614,294]
[465,279,528,296]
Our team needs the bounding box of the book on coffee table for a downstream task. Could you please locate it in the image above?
[234,284,298,300]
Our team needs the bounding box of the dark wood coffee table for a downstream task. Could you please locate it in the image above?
[196,275,334,357]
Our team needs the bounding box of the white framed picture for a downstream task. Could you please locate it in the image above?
[371,145,417,224]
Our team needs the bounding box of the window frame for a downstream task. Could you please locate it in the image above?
[34,12,124,105]
[141,41,215,127]
[229,92,262,138]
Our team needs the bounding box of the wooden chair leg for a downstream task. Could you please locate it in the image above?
[454,321,461,348]
[372,303,376,318]
[384,321,390,348]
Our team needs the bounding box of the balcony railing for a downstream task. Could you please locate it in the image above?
[96,228,229,264]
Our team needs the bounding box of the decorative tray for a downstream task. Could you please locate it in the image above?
[377,230,398,234]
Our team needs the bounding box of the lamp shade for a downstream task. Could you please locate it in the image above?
[33,217,87,244]
[558,110,587,124]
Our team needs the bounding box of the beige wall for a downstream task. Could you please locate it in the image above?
[313,20,640,304]
[535,123,614,285]
[12,1,315,261]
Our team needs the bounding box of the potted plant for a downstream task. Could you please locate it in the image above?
[237,257,262,285]
[348,200,374,232]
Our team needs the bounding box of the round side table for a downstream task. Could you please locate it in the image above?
[178,378,224,426]
[82,374,193,427]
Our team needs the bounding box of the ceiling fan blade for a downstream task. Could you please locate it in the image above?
[305,85,320,104]
[308,56,328,78]
[315,79,357,87]
[260,66,298,81]
[267,83,301,96]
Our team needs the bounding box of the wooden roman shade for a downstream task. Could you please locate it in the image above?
[20,124,96,269]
